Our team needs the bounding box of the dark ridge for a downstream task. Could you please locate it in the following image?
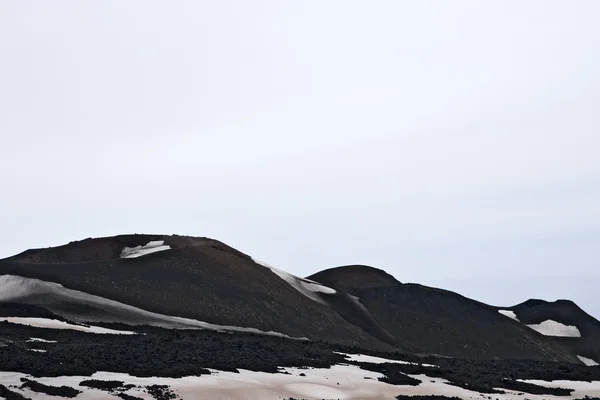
[117,394,144,400]
[445,381,505,394]
[516,299,552,308]
[376,370,422,386]
[19,378,81,398]
[79,380,128,391]
[0,384,30,400]
[307,265,401,291]
[496,378,573,396]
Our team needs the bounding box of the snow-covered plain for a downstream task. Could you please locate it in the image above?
[498,310,520,321]
[577,355,599,366]
[252,258,336,305]
[0,317,136,334]
[1,365,600,400]
[120,240,171,258]
[526,320,582,337]
[0,274,304,339]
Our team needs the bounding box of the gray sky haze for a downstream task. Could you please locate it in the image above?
[1,1,599,317]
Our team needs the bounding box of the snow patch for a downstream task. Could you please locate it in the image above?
[28,349,46,353]
[335,352,438,367]
[120,240,171,258]
[27,337,57,343]
[578,355,599,366]
[0,317,137,335]
[498,310,520,321]
[299,280,337,295]
[526,320,582,337]
[335,352,412,365]
[252,258,336,305]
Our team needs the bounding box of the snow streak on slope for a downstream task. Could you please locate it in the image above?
[120,240,171,258]
[252,258,336,305]
[498,310,520,321]
[526,320,582,337]
[0,317,136,334]
[578,355,599,366]
[27,337,57,343]
[0,275,305,339]
[335,352,439,368]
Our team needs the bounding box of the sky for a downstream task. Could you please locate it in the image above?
[1,1,599,318]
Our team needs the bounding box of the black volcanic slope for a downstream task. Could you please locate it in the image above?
[1,234,598,363]
[308,266,582,361]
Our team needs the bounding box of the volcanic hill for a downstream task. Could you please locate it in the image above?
[1,234,599,399]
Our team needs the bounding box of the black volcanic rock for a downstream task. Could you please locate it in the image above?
[79,379,129,391]
[19,378,81,397]
[117,394,144,400]
[0,384,30,400]
[145,385,180,400]
[3,322,600,394]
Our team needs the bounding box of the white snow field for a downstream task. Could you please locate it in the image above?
[578,355,600,366]
[0,317,136,334]
[526,320,582,337]
[498,310,520,321]
[0,274,304,339]
[120,240,171,258]
[252,258,336,305]
[1,365,600,400]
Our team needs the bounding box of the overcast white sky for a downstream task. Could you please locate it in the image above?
[1,1,599,317]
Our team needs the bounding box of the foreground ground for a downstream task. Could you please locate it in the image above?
[1,321,600,400]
